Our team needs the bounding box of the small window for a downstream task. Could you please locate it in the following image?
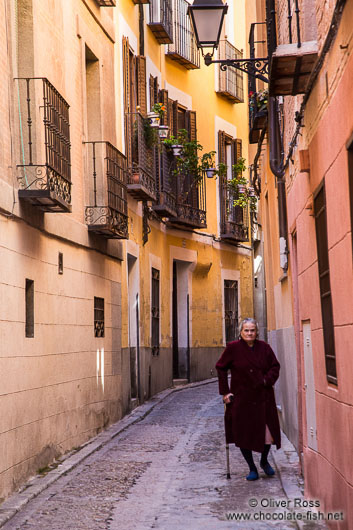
[314,183,337,384]
[151,268,160,355]
[94,297,104,337]
[58,252,63,274]
[224,280,238,343]
[25,279,34,338]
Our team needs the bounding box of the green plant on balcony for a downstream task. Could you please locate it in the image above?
[227,157,258,212]
[151,102,166,120]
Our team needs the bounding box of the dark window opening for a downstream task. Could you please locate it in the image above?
[94,297,105,337]
[58,252,63,275]
[25,279,34,338]
[151,268,160,356]
[224,279,238,343]
[314,183,337,384]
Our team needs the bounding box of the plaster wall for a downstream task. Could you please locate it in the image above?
[284,3,353,522]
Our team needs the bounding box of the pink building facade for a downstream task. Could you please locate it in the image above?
[250,0,353,527]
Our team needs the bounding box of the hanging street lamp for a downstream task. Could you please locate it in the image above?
[187,0,269,83]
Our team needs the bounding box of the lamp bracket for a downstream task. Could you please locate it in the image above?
[204,54,269,83]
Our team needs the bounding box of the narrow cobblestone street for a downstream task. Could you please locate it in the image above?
[1,382,326,530]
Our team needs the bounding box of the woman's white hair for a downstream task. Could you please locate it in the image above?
[238,318,259,338]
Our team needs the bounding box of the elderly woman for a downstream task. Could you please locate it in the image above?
[216,318,281,481]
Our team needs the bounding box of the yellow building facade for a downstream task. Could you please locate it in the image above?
[0,0,253,500]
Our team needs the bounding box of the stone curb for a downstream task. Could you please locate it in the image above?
[0,378,217,528]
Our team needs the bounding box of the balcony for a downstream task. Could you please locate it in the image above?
[220,183,249,243]
[85,142,128,239]
[166,0,200,69]
[95,0,116,5]
[168,170,206,229]
[249,92,268,144]
[148,0,173,44]
[16,78,71,213]
[267,0,318,96]
[217,40,244,103]
[125,112,156,201]
[153,148,177,217]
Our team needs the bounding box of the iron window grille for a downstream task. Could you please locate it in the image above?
[15,77,71,212]
[94,297,105,338]
[151,268,160,356]
[314,184,337,385]
[148,0,173,44]
[217,40,244,103]
[224,280,238,343]
[84,141,129,239]
[166,0,200,69]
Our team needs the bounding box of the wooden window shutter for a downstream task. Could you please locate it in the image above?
[172,100,179,136]
[122,36,130,113]
[186,110,197,142]
[137,55,147,116]
[149,75,154,111]
[218,130,226,165]
[159,89,168,126]
[235,138,242,162]
[168,98,174,134]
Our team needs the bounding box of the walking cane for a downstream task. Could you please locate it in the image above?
[224,395,233,479]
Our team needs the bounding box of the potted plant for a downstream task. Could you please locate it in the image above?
[158,125,169,139]
[256,89,268,112]
[147,103,166,128]
[162,135,183,156]
[201,151,217,178]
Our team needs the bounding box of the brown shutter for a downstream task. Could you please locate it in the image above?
[137,55,147,116]
[186,110,197,142]
[123,36,130,113]
[149,75,154,111]
[123,37,132,166]
[172,100,179,136]
[159,89,169,126]
[218,130,226,164]
[168,98,174,135]
[235,138,242,162]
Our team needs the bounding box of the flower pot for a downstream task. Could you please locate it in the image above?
[158,125,169,139]
[171,145,183,156]
[237,184,246,194]
[205,168,217,179]
[147,112,160,128]
[248,186,256,197]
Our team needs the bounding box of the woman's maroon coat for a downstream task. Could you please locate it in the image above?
[216,338,281,453]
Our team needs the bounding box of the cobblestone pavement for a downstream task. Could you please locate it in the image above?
[1,381,327,530]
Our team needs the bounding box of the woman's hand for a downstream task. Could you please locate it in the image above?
[223,393,234,404]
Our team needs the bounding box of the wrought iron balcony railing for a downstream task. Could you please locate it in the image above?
[16,77,71,212]
[85,142,128,239]
[125,112,157,201]
[153,147,178,217]
[168,168,206,229]
[166,0,200,69]
[217,40,244,103]
[94,0,116,6]
[249,92,268,144]
[266,0,318,96]
[220,182,249,243]
[148,0,173,44]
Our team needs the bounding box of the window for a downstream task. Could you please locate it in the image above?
[151,268,160,355]
[218,132,248,242]
[94,297,105,337]
[314,183,337,384]
[166,0,200,69]
[224,280,238,343]
[25,279,34,338]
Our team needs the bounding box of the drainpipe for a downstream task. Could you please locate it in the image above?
[269,96,289,272]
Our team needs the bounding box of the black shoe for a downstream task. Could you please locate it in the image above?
[260,462,275,476]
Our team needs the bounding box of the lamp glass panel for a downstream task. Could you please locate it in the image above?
[192,10,223,44]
